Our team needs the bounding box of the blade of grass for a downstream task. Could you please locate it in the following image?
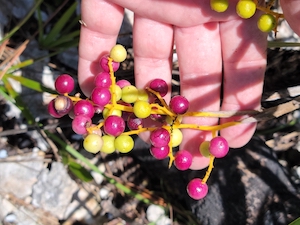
[2,76,35,124]
[0,0,43,44]
[289,217,300,225]
[45,130,155,205]
[0,86,16,103]
[36,5,44,44]
[60,15,81,35]
[51,39,80,50]
[6,59,34,73]
[41,1,78,47]
[4,73,56,94]
[46,30,80,49]
[268,41,300,48]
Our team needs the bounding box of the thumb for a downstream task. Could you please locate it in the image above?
[280,0,300,36]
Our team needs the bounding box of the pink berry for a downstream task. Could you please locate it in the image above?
[169,95,189,114]
[149,79,168,97]
[150,145,169,160]
[174,150,192,171]
[150,128,170,147]
[116,79,131,88]
[99,55,120,72]
[187,178,208,200]
[209,136,229,158]
[55,74,75,94]
[72,115,92,135]
[103,115,125,136]
[73,100,94,118]
[94,72,112,88]
[91,87,111,108]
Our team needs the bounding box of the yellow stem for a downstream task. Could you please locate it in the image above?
[123,127,157,136]
[202,155,215,183]
[178,121,240,132]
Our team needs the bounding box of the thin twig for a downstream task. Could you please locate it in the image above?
[242,96,300,123]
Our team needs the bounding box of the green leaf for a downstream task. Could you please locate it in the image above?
[290,217,300,225]
[4,74,56,94]
[41,1,78,47]
[68,161,94,182]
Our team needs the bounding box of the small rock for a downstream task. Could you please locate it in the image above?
[32,162,78,219]
[146,204,171,225]
[0,149,8,158]
[0,151,44,199]
[99,188,110,199]
[91,171,104,184]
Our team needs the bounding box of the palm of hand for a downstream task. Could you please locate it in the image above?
[79,0,267,169]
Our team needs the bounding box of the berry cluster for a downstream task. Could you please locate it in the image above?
[49,45,242,200]
[210,0,284,33]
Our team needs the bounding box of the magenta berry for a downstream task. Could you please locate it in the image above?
[174,150,192,171]
[150,145,169,160]
[55,74,75,94]
[73,100,94,118]
[94,72,112,88]
[150,128,170,147]
[103,115,125,136]
[91,87,111,107]
[72,115,92,135]
[209,136,229,158]
[100,55,120,72]
[187,178,208,200]
[149,79,168,97]
[169,95,189,114]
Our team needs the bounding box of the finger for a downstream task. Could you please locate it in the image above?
[281,0,300,36]
[220,14,267,147]
[133,15,174,142]
[108,0,239,27]
[78,0,124,96]
[174,22,223,170]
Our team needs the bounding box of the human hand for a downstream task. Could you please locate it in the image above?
[281,0,300,36]
[78,0,268,170]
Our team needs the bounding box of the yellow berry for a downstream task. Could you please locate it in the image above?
[257,14,276,32]
[137,89,149,102]
[199,141,210,158]
[83,134,103,154]
[110,44,127,62]
[236,0,256,19]
[121,85,138,103]
[133,101,151,119]
[211,0,229,13]
[110,84,122,102]
[103,107,122,119]
[171,128,183,147]
[114,135,134,153]
[101,135,115,154]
